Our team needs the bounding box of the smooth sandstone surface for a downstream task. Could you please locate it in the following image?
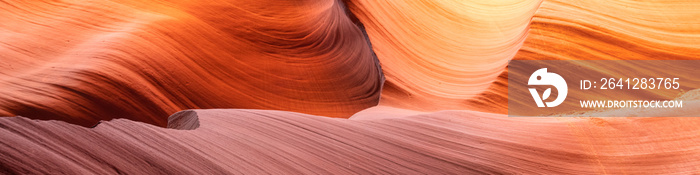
[346,0,700,113]
[2,0,700,173]
[346,0,541,112]
[1,108,700,174]
[0,0,383,127]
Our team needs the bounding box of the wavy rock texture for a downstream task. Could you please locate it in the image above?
[519,0,700,61]
[493,0,700,113]
[2,107,700,174]
[2,0,700,173]
[346,0,700,113]
[0,0,383,127]
[345,0,542,112]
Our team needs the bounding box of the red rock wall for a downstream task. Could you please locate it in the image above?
[0,0,383,126]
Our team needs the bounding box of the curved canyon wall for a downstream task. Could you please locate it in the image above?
[1,0,700,173]
[346,0,700,114]
[345,0,542,112]
[0,0,383,126]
